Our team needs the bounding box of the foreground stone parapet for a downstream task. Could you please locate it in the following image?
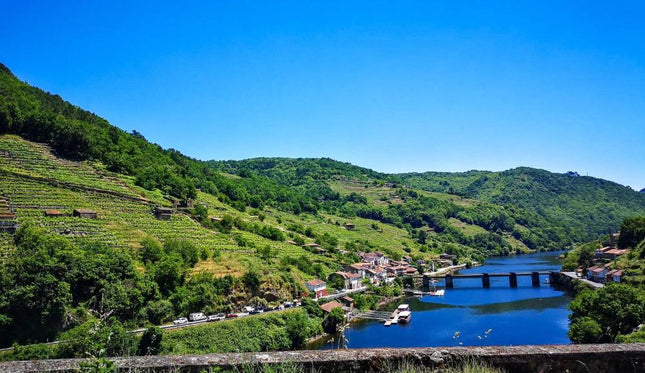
[1,344,644,373]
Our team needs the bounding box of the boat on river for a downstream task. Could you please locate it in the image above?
[385,304,412,326]
[397,304,410,312]
[398,310,411,323]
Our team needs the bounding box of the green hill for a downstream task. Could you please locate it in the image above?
[400,168,645,242]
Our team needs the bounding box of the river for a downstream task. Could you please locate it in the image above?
[313,251,572,349]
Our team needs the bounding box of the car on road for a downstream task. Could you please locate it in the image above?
[173,317,188,325]
[225,313,238,319]
[207,314,225,322]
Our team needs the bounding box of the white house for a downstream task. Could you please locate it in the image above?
[305,279,327,299]
[329,271,363,290]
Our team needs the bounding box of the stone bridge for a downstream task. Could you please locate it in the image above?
[414,271,553,288]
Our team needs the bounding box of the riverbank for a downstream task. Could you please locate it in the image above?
[550,271,604,294]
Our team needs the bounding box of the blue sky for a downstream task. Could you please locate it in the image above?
[1,1,644,189]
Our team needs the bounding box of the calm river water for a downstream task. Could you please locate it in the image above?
[313,251,571,349]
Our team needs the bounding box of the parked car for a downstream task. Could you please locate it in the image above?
[189,312,207,322]
[207,314,223,322]
[249,308,263,315]
[225,313,238,318]
[284,301,293,308]
[173,317,188,325]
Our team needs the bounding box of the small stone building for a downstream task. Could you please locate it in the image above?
[0,213,17,233]
[73,209,97,219]
[154,207,173,220]
[44,210,64,217]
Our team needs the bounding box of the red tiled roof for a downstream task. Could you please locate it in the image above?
[306,279,326,287]
[332,271,363,280]
[320,301,344,313]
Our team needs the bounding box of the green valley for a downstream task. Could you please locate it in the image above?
[1,61,644,358]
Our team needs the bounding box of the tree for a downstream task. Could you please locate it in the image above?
[163,239,199,267]
[328,275,346,291]
[242,271,260,295]
[137,327,163,356]
[191,204,208,223]
[140,237,163,265]
[257,245,275,261]
[153,256,184,296]
[618,216,645,249]
[300,298,323,318]
[322,307,345,334]
[284,310,312,348]
[568,317,602,343]
[316,232,338,251]
[568,284,645,343]
[144,300,174,325]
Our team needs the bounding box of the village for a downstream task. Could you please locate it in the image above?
[303,250,458,321]
[583,245,628,284]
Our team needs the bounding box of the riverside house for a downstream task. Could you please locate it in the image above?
[304,279,327,299]
[606,269,624,283]
[587,266,608,283]
[329,271,362,290]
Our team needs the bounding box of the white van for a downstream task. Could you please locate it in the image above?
[189,312,207,322]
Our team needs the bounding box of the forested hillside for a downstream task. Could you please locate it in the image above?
[401,168,645,242]
[1,62,644,349]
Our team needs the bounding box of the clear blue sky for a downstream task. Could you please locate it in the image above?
[2,1,644,189]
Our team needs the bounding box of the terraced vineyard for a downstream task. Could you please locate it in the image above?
[0,135,346,280]
[0,136,142,198]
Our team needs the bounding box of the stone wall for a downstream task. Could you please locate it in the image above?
[1,344,644,373]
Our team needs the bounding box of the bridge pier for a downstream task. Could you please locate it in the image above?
[509,272,518,288]
[422,275,429,287]
[531,271,540,287]
[482,273,490,288]
[445,274,453,289]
